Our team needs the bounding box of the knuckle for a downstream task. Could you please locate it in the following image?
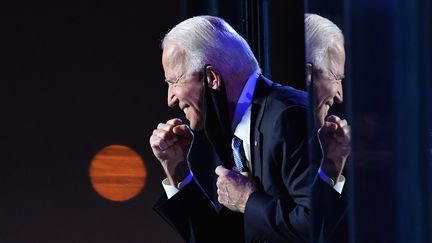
[153,137,162,146]
[216,179,222,187]
[152,129,158,135]
[161,132,171,141]
[342,128,350,136]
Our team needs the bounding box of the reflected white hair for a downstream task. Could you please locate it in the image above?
[304,13,344,73]
[162,15,261,76]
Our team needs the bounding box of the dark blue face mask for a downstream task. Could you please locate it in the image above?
[202,64,234,168]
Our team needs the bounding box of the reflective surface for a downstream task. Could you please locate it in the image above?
[307,0,432,242]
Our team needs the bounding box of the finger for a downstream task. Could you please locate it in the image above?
[215,165,230,177]
[149,132,162,147]
[336,119,348,128]
[156,118,182,131]
[335,127,351,145]
[152,129,178,147]
[326,115,341,123]
[216,177,223,189]
[217,187,222,196]
[149,135,161,150]
[320,121,338,134]
[216,180,228,199]
[172,124,193,139]
[157,122,176,132]
[152,128,175,140]
[167,118,183,126]
[165,136,179,147]
[334,124,350,139]
[240,172,249,177]
[150,135,170,150]
[218,194,224,204]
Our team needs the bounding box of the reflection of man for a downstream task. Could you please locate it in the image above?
[304,13,351,242]
[150,15,311,242]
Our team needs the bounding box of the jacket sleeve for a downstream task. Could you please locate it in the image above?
[153,179,218,243]
[311,174,349,243]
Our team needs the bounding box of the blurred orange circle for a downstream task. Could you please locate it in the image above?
[89,145,147,202]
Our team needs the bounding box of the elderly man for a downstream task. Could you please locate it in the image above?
[150,15,311,243]
[304,13,351,243]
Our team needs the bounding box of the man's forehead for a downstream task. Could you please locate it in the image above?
[163,44,186,74]
[163,43,185,60]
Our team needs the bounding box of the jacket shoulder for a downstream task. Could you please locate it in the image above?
[259,76,308,109]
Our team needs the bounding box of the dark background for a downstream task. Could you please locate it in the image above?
[0,1,185,242]
[1,0,431,242]
[0,1,305,242]
[308,0,432,242]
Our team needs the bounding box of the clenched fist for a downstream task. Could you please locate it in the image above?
[318,115,351,182]
[215,165,257,213]
[150,118,193,186]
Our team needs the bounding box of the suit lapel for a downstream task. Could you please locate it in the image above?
[250,76,271,179]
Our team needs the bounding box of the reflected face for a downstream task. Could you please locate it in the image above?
[162,44,204,130]
[314,39,345,127]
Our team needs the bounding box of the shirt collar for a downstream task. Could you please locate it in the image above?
[232,73,260,143]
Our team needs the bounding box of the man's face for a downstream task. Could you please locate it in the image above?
[314,39,345,127]
[162,44,204,131]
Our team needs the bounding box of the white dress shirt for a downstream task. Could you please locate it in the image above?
[231,72,260,171]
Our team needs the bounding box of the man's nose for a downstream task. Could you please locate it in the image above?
[167,85,177,107]
[335,84,343,103]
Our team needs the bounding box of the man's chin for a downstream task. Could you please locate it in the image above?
[189,121,204,132]
[315,114,326,128]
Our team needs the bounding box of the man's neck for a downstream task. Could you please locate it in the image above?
[225,74,250,126]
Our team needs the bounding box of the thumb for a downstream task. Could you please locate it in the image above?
[172,124,193,139]
[215,165,229,176]
[241,172,249,177]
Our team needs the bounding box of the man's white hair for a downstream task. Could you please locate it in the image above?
[162,15,261,76]
[304,13,344,73]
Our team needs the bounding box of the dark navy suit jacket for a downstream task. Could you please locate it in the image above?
[154,76,311,243]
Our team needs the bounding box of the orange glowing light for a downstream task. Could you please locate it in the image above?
[89,145,147,202]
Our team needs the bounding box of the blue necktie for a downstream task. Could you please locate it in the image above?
[232,136,247,172]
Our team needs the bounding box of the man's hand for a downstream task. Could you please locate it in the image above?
[150,118,193,186]
[318,115,351,182]
[215,165,257,213]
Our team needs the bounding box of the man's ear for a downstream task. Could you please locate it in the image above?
[205,65,221,91]
[305,63,313,87]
